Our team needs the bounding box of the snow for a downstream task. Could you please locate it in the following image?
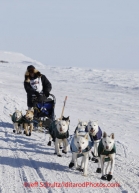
[0,51,139,193]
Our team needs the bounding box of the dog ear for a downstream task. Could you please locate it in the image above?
[30,108,34,112]
[84,133,89,140]
[95,120,99,125]
[110,133,114,139]
[103,132,107,138]
[75,130,78,137]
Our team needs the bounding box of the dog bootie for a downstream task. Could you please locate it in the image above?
[62,150,67,154]
[29,132,31,136]
[24,130,26,135]
[60,146,62,149]
[101,175,108,180]
[95,159,98,163]
[47,141,51,146]
[13,130,15,133]
[69,162,74,168]
[79,168,83,172]
[107,174,113,181]
[96,168,101,173]
[57,154,62,157]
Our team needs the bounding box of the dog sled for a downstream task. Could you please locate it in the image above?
[32,93,56,133]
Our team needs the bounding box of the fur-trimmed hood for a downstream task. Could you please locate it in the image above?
[24,69,42,82]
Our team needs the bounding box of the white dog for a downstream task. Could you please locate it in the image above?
[69,120,90,169]
[74,120,87,133]
[87,121,102,162]
[49,118,70,157]
[10,110,24,134]
[71,131,93,176]
[47,116,69,147]
[97,132,116,181]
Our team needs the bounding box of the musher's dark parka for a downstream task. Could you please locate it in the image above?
[24,65,52,107]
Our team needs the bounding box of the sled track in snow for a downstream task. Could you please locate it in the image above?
[6,130,50,193]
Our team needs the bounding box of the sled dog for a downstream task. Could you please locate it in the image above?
[24,108,34,136]
[87,121,102,162]
[47,116,69,147]
[97,132,116,181]
[10,110,23,134]
[49,117,70,156]
[74,120,87,133]
[71,131,93,176]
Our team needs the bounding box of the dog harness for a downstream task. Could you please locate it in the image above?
[11,113,24,125]
[70,131,94,157]
[22,116,34,124]
[85,126,102,141]
[98,139,116,162]
[49,121,69,140]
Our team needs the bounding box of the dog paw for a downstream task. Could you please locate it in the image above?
[91,157,96,161]
[107,174,113,181]
[47,141,51,146]
[29,132,31,136]
[24,131,26,134]
[69,162,74,168]
[62,150,67,154]
[57,154,62,157]
[101,175,108,180]
[60,146,62,149]
[13,130,15,133]
[94,159,98,163]
[79,168,83,172]
[96,168,101,173]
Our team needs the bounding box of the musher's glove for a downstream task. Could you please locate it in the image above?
[34,91,40,97]
[44,91,49,98]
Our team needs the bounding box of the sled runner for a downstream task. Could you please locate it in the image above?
[32,93,56,132]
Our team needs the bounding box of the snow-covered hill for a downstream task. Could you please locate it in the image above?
[0,51,139,193]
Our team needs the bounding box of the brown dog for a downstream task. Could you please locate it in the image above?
[24,108,34,136]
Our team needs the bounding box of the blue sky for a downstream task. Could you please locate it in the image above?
[0,0,139,69]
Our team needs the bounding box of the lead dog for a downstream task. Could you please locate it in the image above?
[71,131,93,176]
[86,121,102,162]
[69,120,90,169]
[10,110,24,134]
[97,132,116,181]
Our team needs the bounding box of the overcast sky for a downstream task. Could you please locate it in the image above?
[0,0,139,69]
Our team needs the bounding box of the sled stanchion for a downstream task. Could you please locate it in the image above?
[60,96,68,119]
